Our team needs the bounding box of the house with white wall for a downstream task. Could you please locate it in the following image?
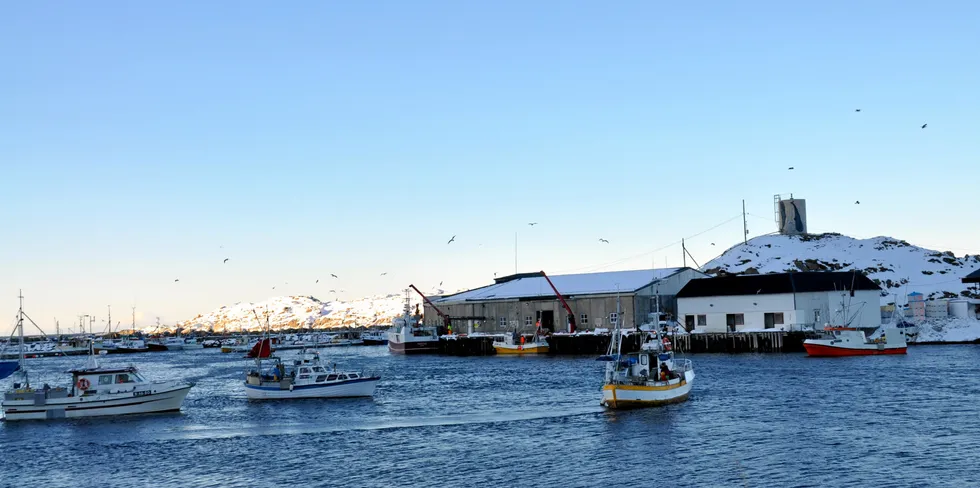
[676,271,882,333]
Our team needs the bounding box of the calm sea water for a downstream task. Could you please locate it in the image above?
[2,345,979,487]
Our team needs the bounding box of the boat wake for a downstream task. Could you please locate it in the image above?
[107,406,606,443]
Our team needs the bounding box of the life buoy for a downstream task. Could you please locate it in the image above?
[76,378,91,391]
[662,338,672,351]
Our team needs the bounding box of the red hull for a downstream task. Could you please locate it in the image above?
[804,343,907,357]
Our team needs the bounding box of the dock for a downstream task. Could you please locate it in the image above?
[671,331,806,354]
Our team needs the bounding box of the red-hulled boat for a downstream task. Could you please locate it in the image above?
[803,326,907,357]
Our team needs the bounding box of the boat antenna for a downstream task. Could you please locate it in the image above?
[17,290,27,387]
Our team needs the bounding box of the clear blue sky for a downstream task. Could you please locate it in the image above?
[2,1,978,331]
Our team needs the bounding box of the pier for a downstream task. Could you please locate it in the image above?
[671,331,807,354]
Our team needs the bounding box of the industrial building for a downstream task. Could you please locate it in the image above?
[425,267,708,334]
[676,271,882,332]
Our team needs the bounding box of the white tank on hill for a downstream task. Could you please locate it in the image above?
[949,299,969,319]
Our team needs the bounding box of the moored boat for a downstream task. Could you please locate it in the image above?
[492,331,549,355]
[361,331,388,345]
[803,326,907,357]
[387,292,439,355]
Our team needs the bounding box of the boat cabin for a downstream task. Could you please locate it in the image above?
[70,367,148,396]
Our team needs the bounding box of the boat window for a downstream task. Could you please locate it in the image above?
[116,374,133,383]
[312,367,326,373]
[326,374,338,381]
[98,375,113,385]
[315,375,327,382]
[338,374,348,380]
[349,373,359,379]
[300,368,311,374]
[299,375,310,380]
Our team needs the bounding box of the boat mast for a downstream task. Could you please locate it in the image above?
[18,290,27,387]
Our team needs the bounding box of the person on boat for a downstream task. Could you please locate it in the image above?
[519,334,525,350]
[659,362,670,382]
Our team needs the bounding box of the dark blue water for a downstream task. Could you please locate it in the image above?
[3,346,979,487]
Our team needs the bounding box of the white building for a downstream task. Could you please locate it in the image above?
[676,272,883,332]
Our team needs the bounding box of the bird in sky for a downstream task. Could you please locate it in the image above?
[329,289,336,293]
[174,278,179,282]
[315,279,319,283]
[223,258,229,263]
[921,123,928,129]
[855,200,861,204]
[272,286,276,290]
[711,243,716,246]
[599,238,609,243]
[380,272,387,276]
[439,281,443,286]
[447,235,456,244]
[528,222,538,226]
[331,274,338,278]
[855,109,861,112]
[788,167,794,170]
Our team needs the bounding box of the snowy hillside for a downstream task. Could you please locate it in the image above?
[157,289,445,333]
[703,233,980,306]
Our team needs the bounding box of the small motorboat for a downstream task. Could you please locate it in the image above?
[804,326,907,357]
[244,348,379,400]
[360,331,388,346]
[492,332,549,355]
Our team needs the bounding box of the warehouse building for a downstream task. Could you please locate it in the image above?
[676,271,882,332]
[425,267,708,334]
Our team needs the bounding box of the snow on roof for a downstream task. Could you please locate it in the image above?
[438,268,687,302]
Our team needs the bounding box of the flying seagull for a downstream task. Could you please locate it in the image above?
[223,258,229,263]
[174,278,179,282]
[788,167,794,170]
[921,124,927,129]
[380,272,387,276]
[272,286,276,290]
[316,279,319,283]
[855,200,860,204]
[331,274,338,278]
[599,238,609,243]
[711,243,716,246]
[855,109,861,112]
[447,235,456,244]
[439,281,443,286]
[329,289,336,293]
[528,222,538,226]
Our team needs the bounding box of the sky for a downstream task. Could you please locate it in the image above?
[2,1,978,332]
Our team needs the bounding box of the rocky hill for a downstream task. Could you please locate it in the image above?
[702,233,980,306]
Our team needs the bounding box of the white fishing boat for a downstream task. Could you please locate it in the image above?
[244,348,379,400]
[361,331,388,345]
[599,297,695,409]
[387,291,439,355]
[2,293,194,421]
[181,338,204,350]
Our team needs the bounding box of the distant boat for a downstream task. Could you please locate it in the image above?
[492,332,549,355]
[244,348,379,400]
[804,326,907,356]
[361,331,388,346]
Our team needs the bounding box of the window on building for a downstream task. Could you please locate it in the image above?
[814,310,821,324]
[580,313,588,325]
[697,315,707,326]
[609,312,619,325]
[764,312,784,329]
[726,313,744,332]
[685,315,695,331]
[525,316,532,327]
[498,317,507,327]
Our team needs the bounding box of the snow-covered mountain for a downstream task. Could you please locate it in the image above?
[160,289,445,333]
[702,233,980,306]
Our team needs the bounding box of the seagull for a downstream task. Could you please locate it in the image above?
[855,200,860,204]
[316,279,319,283]
[711,243,716,246]
[272,286,276,290]
[788,167,794,170]
[380,272,387,276]
[447,235,456,244]
[329,290,336,293]
[223,258,229,263]
[921,124,927,129]
[331,274,338,278]
[855,109,861,112]
[756,289,762,294]
[439,281,443,286]
[174,278,179,282]
[528,222,538,226]
[599,238,609,243]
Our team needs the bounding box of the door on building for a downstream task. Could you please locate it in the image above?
[726,314,737,333]
[537,310,555,333]
[684,315,695,332]
[764,313,775,329]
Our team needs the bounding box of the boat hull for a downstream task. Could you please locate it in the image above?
[2,385,192,421]
[388,340,439,355]
[493,344,549,355]
[362,339,388,346]
[601,373,694,409]
[244,378,379,400]
[804,342,907,357]
[146,343,169,352]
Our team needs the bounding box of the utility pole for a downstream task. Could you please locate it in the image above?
[682,239,687,267]
[742,199,748,245]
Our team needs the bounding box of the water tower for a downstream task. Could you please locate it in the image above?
[773,194,807,235]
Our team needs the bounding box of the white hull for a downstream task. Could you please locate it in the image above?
[601,371,695,408]
[164,344,184,351]
[245,378,379,400]
[3,385,192,421]
[181,344,203,350]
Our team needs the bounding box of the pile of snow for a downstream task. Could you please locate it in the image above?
[703,233,980,306]
[913,318,980,343]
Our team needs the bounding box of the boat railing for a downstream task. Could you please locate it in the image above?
[673,359,693,372]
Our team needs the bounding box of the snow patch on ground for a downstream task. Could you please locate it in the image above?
[914,318,980,343]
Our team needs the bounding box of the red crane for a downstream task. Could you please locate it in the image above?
[541,271,576,333]
[409,284,452,328]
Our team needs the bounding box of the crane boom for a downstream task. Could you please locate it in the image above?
[408,284,451,327]
[541,271,576,333]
